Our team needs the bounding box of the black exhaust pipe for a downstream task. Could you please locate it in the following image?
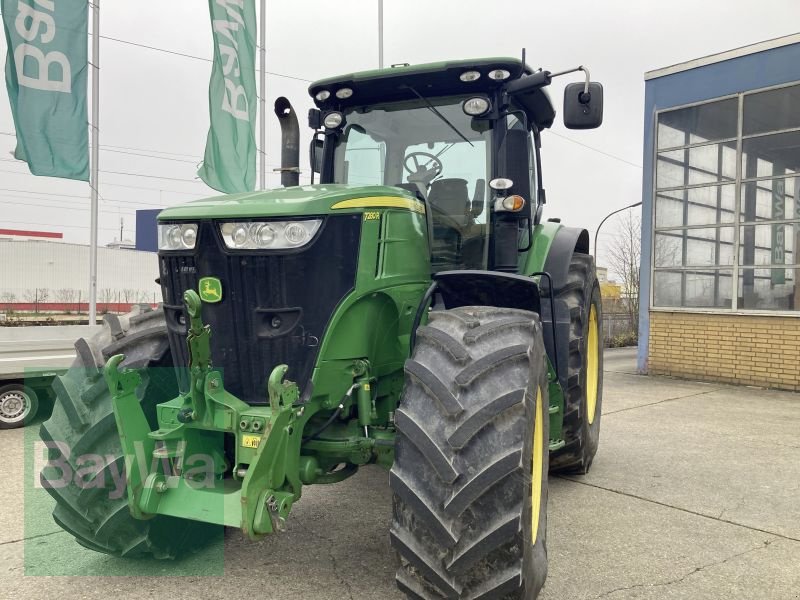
[274,96,300,187]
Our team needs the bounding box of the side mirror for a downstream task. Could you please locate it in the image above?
[310,138,324,174]
[563,82,603,129]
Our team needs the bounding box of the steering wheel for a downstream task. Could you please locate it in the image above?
[404,151,443,185]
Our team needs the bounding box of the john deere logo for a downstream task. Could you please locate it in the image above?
[199,277,222,303]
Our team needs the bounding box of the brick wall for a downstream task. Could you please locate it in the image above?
[648,311,800,391]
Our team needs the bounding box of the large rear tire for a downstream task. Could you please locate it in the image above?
[392,306,550,599]
[39,305,218,558]
[549,253,603,474]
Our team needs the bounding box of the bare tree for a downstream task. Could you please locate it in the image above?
[56,289,76,313]
[606,212,641,336]
[22,288,50,313]
[38,288,50,307]
[23,288,38,313]
[1,291,15,313]
[121,289,137,304]
[100,288,114,314]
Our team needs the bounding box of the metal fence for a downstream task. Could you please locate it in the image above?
[602,313,636,339]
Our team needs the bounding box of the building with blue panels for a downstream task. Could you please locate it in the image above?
[639,34,800,391]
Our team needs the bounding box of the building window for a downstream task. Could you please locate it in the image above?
[653,83,800,312]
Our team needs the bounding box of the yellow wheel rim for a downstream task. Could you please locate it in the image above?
[531,387,544,544]
[586,303,599,425]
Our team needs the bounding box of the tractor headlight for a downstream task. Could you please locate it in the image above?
[219,220,322,250]
[253,223,277,247]
[231,224,249,247]
[181,225,197,247]
[158,223,198,250]
[335,87,353,99]
[463,97,491,116]
[283,222,309,245]
[323,111,344,129]
[488,68,511,81]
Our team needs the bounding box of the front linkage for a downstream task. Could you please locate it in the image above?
[104,290,303,537]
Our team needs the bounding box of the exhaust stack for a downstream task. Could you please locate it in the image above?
[274,96,300,187]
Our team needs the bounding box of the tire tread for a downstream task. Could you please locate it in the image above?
[392,306,549,599]
[39,308,214,558]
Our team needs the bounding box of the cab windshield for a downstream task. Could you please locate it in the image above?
[332,97,493,271]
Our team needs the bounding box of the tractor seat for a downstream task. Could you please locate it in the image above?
[427,178,472,228]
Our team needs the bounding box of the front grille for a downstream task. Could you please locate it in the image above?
[159,215,361,404]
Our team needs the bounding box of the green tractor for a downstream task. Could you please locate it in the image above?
[40,57,604,599]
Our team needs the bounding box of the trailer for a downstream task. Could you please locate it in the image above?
[0,325,100,428]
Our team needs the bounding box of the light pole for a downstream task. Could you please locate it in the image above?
[259,0,266,190]
[88,0,100,324]
[378,0,384,68]
[594,201,642,257]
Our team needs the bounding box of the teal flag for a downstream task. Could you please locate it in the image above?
[198,0,257,193]
[2,0,89,180]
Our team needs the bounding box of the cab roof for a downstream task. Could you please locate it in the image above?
[308,57,556,130]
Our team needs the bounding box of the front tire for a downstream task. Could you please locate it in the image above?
[39,306,218,558]
[392,306,550,599]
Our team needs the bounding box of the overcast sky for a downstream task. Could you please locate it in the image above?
[1,0,798,272]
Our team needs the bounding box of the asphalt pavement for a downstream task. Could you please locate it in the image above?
[1,346,798,599]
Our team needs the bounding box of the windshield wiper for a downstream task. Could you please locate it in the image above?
[404,85,473,147]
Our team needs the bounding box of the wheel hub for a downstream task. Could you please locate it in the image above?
[531,387,544,543]
[586,304,599,425]
[0,391,29,423]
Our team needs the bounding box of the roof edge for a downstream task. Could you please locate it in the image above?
[309,57,529,91]
[645,33,800,81]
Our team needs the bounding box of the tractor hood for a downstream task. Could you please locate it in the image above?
[157,184,421,221]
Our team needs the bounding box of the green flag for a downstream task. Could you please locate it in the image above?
[198,0,257,194]
[2,0,89,181]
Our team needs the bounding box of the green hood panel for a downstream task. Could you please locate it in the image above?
[158,184,415,221]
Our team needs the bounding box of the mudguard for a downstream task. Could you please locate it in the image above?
[538,226,590,393]
[409,270,541,352]
[542,226,590,292]
[433,270,541,314]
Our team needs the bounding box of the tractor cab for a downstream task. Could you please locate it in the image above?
[308,57,602,272]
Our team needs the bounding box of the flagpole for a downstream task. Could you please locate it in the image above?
[89,0,100,324]
[259,0,266,190]
[378,0,384,68]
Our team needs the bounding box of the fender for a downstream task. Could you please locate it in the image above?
[541,226,590,292]
[432,270,541,313]
[409,270,541,350]
[523,224,591,393]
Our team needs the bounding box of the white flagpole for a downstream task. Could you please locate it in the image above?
[259,0,266,190]
[89,0,100,323]
[378,0,384,68]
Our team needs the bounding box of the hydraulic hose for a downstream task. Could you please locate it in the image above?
[301,384,357,443]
